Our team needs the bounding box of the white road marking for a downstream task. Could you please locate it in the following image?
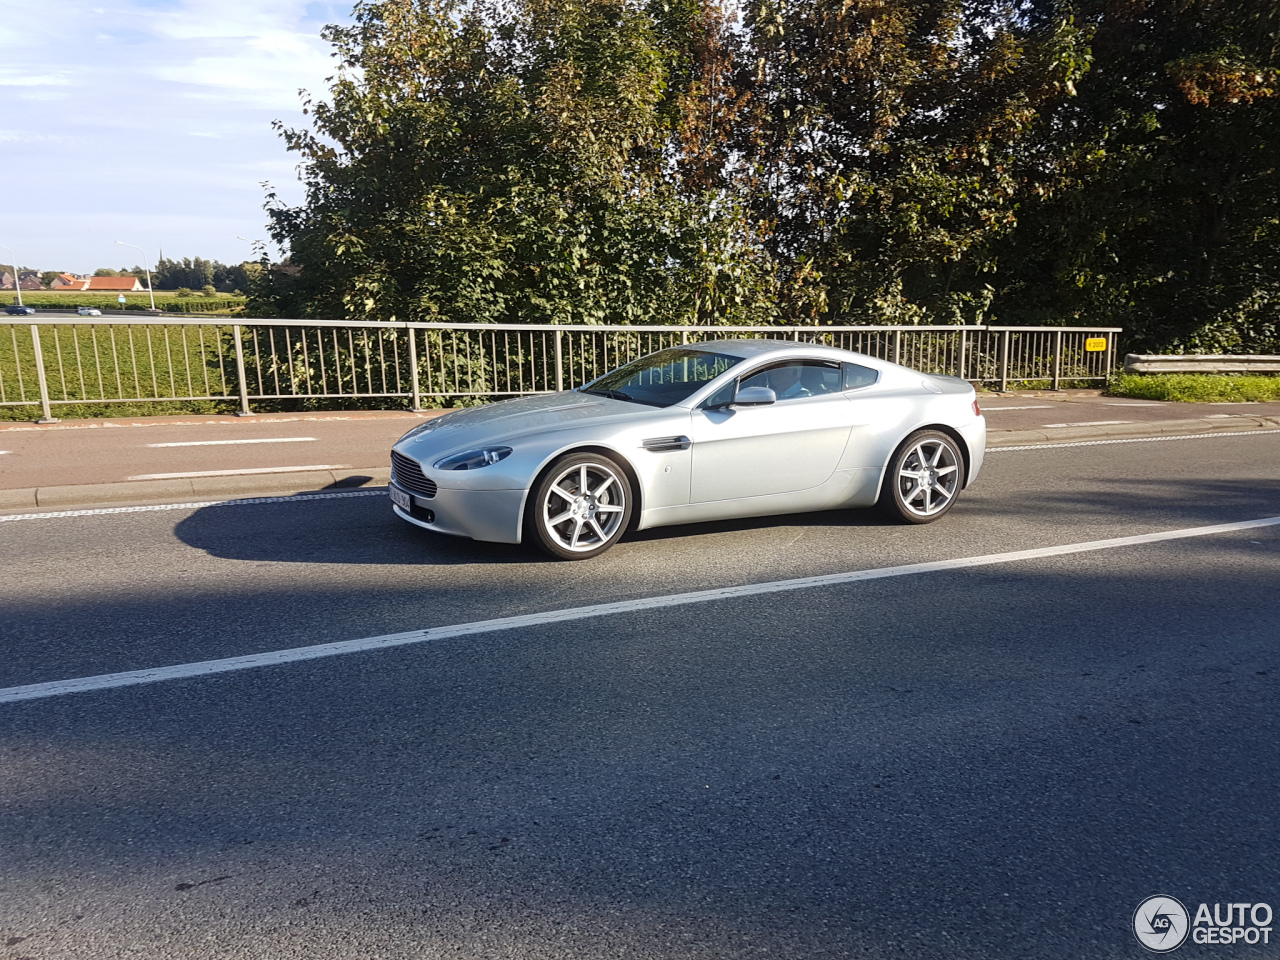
[126,465,350,480]
[1044,420,1131,428]
[146,437,317,447]
[1101,402,1162,406]
[980,405,1055,411]
[0,489,385,523]
[989,429,1280,451]
[3,514,1278,705]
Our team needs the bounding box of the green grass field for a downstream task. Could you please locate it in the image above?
[0,322,242,420]
[1107,372,1280,402]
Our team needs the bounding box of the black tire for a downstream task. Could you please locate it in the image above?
[527,452,633,560]
[879,429,965,524]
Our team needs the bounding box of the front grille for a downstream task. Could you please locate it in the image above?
[391,450,438,499]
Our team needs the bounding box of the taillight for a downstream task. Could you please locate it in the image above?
[972,399,982,417]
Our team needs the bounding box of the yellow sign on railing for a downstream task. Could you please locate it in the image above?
[1085,337,1108,352]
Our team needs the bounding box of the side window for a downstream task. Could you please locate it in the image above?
[843,362,879,391]
[737,366,773,393]
[739,361,843,400]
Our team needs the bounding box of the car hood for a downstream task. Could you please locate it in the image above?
[396,391,662,456]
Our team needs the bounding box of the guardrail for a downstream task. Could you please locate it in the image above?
[1125,354,1280,373]
[0,319,1120,419]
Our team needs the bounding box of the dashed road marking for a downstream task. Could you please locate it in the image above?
[146,437,317,447]
[1044,420,1131,428]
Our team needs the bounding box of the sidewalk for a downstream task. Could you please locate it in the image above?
[1,395,1277,512]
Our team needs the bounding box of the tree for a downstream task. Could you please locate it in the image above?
[261,0,778,325]
[258,0,1274,351]
[733,0,1091,323]
[991,0,1280,352]
[155,257,251,293]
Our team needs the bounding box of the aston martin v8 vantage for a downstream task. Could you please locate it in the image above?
[389,339,986,559]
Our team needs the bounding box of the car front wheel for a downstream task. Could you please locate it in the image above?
[528,453,633,559]
[880,429,965,524]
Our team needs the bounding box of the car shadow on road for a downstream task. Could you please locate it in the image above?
[173,493,545,566]
[172,490,903,567]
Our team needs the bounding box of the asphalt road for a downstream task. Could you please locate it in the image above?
[2,433,1279,959]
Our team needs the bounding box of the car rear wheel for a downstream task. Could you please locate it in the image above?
[528,453,633,559]
[879,429,964,524]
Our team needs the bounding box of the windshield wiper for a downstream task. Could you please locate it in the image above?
[582,387,663,406]
[582,388,631,401]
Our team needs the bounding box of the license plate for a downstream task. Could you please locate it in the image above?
[389,484,411,511]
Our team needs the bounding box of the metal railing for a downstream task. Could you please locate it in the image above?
[0,319,1120,418]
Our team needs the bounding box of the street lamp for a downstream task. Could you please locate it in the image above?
[0,243,22,306]
[113,240,156,311]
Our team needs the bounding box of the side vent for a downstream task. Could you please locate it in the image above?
[642,436,692,452]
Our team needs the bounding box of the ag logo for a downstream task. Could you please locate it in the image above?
[1134,896,1190,952]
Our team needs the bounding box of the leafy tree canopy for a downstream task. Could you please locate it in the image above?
[261,0,1280,351]
[990,0,1280,352]
[262,0,777,325]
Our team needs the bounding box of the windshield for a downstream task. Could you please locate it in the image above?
[581,348,743,407]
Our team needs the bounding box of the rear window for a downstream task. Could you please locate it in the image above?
[843,362,879,390]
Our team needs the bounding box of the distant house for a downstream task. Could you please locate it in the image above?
[50,273,82,289]
[83,277,144,292]
[3,271,48,290]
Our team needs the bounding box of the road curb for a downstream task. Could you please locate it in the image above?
[0,467,392,511]
[988,415,1280,447]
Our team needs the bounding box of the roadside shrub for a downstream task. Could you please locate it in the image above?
[1108,373,1280,402]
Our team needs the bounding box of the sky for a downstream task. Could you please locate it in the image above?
[0,0,352,274]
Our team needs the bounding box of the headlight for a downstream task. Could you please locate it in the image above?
[434,446,513,470]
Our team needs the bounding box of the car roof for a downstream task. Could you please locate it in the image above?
[686,337,868,363]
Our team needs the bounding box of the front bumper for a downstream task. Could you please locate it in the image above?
[390,481,525,544]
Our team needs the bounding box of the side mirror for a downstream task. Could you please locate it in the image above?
[732,386,776,407]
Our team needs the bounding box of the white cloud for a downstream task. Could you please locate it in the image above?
[0,67,73,87]
[0,130,74,144]
[0,0,348,268]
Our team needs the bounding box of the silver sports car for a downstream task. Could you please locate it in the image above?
[389,339,986,559]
